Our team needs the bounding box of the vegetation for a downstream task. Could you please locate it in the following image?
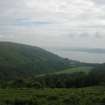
[53,66,92,74]
[0,66,104,89]
[0,42,105,105]
[0,87,104,105]
[0,42,96,80]
[0,42,71,80]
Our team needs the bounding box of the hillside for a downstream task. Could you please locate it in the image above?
[0,42,70,80]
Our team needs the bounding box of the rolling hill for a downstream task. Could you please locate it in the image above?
[0,42,70,80]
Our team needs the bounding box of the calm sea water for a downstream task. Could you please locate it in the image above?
[49,49,105,63]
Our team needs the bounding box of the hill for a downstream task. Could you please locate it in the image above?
[0,42,70,80]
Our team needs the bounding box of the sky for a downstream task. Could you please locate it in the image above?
[0,0,105,49]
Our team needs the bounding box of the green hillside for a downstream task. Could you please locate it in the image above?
[0,42,70,80]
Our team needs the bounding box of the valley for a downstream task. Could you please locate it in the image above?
[0,42,104,105]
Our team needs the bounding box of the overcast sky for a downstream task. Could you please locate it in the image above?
[0,0,105,49]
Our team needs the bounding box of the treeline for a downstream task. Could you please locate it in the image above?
[0,63,104,89]
[0,63,105,89]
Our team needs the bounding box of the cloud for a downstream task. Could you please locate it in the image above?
[15,18,52,27]
[0,0,105,48]
[93,0,105,5]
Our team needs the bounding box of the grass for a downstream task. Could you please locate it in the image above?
[38,66,93,77]
[53,66,93,74]
[0,87,105,105]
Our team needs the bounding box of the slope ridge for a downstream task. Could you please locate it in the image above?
[0,42,70,80]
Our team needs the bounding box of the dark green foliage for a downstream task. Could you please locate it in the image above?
[0,62,104,89]
[87,63,105,86]
[0,72,96,89]
[0,87,104,105]
[33,63,105,88]
[32,72,92,88]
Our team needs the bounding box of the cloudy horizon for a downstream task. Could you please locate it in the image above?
[0,0,105,50]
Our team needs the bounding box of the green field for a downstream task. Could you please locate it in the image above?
[53,66,93,74]
[0,87,105,105]
[37,66,92,77]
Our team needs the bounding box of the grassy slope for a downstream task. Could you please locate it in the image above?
[0,42,70,79]
[54,66,93,74]
[38,66,93,77]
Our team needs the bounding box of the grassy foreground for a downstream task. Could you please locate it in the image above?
[0,87,105,105]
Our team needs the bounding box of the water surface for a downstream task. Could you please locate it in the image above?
[47,48,105,63]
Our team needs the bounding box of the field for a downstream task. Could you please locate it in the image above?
[37,66,92,77]
[0,87,105,105]
[53,66,93,74]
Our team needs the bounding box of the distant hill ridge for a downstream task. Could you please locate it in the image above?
[0,42,70,80]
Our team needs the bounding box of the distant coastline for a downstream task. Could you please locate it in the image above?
[64,48,105,54]
[46,48,105,63]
